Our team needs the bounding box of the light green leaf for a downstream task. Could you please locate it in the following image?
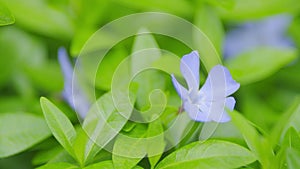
[282,127,300,151]
[131,28,166,109]
[0,4,14,26]
[83,160,114,169]
[112,124,147,169]
[115,0,193,16]
[83,160,144,169]
[147,119,165,168]
[40,97,77,157]
[225,47,297,85]
[286,148,300,169]
[0,112,51,158]
[269,98,300,147]
[194,5,224,55]
[230,110,274,168]
[36,162,79,169]
[0,0,74,39]
[80,92,131,164]
[218,0,300,21]
[155,140,256,169]
[207,0,235,9]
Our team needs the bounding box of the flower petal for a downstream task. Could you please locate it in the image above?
[180,51,200,92]
[211,97,235,123]
[199,65,240,100]
[171,74,188,100]
[183,102,211,122]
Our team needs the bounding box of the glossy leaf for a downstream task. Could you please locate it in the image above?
[0,113,51,158]
[225,47,297,85]
[40,97,77,157]
[155,140,256,169]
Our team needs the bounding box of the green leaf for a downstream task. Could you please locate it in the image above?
[230,110,274,168]
[83,161,114,169]
[147,119,165,168]
[217,0,300,21]
[116,0,193,16]
[83,160,144,169]
[194,5,224,56]
[282,127,300,152]
[40,97,77,157]
[0,0,74,40]
[79,92,131,164]
[0,4,14,26]
[207,0,235,9]
[0,112,51,158]
[155,140,256,169]
[131,28,166,109]
[112,124,148,169]
[270,98,300,147]
[225,47,297,85]
[36,162,79,169]
[286,148,300,169]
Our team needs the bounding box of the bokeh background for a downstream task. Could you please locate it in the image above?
[0,0,300,168]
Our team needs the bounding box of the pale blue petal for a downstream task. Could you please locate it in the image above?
[180,51,200,92]
[199,65,239,100]
[58,47,73,104]
[183,101,211,122]
[211,97,235,123]
[58,47,90,118]
[171,74,188,100]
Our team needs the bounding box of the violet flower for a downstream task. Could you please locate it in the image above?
[171,51,240,122]
[58,48,90,119]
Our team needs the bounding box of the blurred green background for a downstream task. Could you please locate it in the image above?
[0,0,300,168]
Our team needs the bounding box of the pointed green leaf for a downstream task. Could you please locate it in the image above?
[0,112,51,158]
[155,140,256,169]
[40,97,76,157]
[225,47,297,85]
[230,110,274,168]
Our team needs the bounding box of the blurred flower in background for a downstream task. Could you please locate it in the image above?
[223,14,294,58]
